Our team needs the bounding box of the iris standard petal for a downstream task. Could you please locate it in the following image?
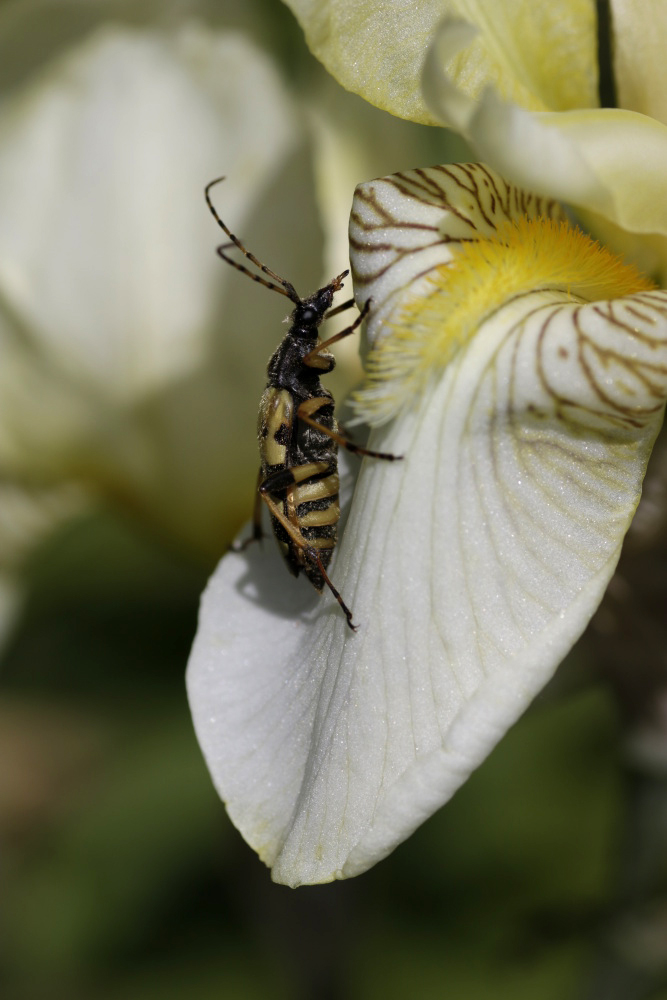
[283,0,596,125]
[611,0,667,125]
[423,20,667,240]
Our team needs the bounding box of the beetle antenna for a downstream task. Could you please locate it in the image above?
[205,177,300,302]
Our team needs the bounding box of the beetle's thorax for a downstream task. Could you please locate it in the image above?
[267,332,325,392]
[289,320,321,341]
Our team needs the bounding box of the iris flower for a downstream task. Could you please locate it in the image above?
[0,8,322,565]
[188,1,667,886]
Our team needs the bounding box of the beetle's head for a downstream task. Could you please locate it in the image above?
[293,270,348,335]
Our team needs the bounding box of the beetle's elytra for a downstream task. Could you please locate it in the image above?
[205,177,400,630]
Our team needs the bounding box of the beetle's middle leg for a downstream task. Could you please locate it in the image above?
[297,397,402,462]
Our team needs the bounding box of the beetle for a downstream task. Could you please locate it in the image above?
[205,177,400,630]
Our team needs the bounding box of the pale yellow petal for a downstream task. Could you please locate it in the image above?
[611,0,667,125]
[284,0,597,124]
[424,21,667,243]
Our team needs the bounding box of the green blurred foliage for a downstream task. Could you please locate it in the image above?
[0,507,624,999]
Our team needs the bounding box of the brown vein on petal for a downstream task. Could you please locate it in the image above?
[635,292,667,315]
[580,335,667,399]
[449,164,496,229]
[507,307,625,513]
[572,311,655,428]
[525,300,667,432]
[350,249,450,289]
[414,163,477,203]
[474,163,507,221]
[592,303,666,349]
[387,171,482,231]
[535,307,590,414]
[621,303,660,327]
[351,186,441,233]
[495,304,605,560]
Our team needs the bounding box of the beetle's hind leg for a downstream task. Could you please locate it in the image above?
[230,468,266,552]
[258,488,357,631]
[307,548,357,632]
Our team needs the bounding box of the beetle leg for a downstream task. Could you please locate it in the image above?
[297,397,402,461]
[259,461,329,491]
[259,491,356,631]
[229,468,265,551]
[323,296,356,320]
[259,462,339,543]
[302,299,371,366]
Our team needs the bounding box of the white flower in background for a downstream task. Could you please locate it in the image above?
[188,1,667,885]
[0,12,322,558]
[0,480,87,645]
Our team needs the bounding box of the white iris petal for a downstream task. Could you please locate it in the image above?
[188,263,667,885]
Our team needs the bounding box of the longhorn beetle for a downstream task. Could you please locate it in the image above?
[205,177,400,630]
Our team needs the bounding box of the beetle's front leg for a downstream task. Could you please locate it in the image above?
[302,300,371,370]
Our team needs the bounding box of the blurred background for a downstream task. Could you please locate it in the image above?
[0,1,665,998]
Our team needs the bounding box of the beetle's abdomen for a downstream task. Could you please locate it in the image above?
[286,465,340,588]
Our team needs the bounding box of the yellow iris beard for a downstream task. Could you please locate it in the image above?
[355,216,655,424]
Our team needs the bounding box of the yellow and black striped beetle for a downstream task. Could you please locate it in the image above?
[205,177,400,630]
